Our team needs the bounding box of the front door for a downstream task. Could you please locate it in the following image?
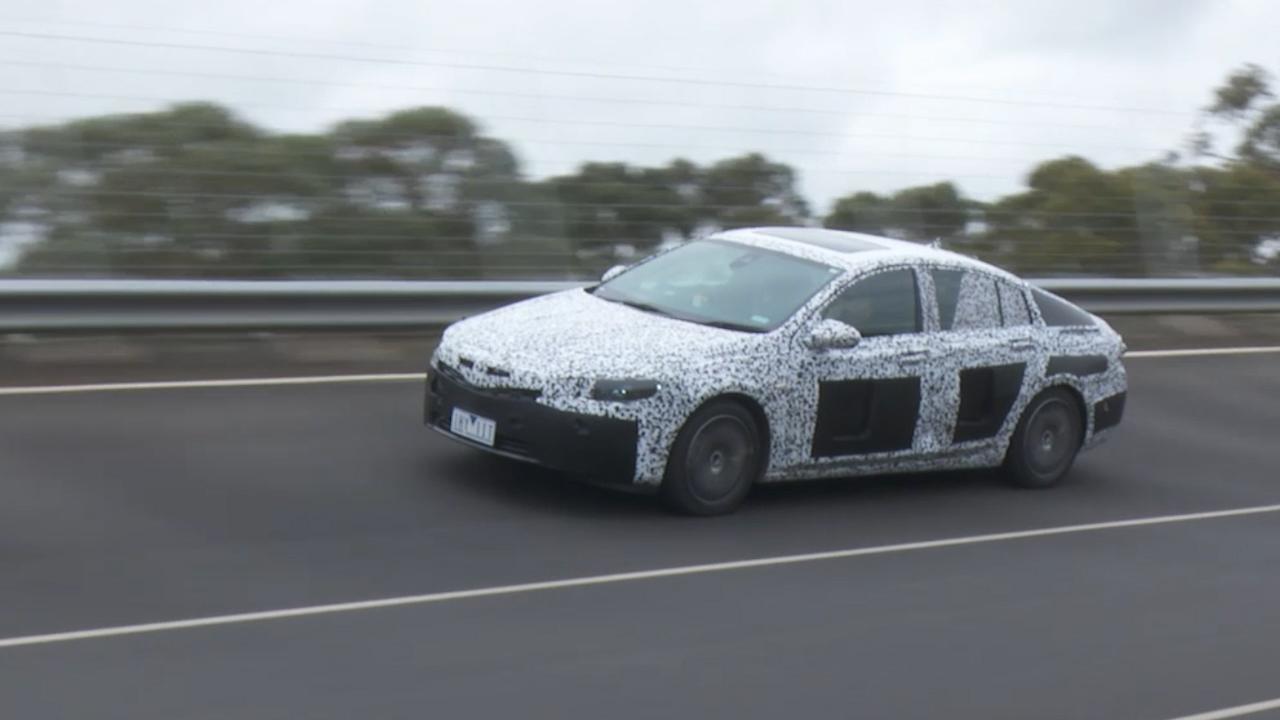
[801,266,940,461]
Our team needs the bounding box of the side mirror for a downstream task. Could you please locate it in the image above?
[806,319,862,351]
[601,264,627,283]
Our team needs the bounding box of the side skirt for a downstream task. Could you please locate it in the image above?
[764,445,1001,483]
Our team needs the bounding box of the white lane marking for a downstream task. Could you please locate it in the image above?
[1126,345,1280,358]
[0,373,424,396]
[1166,697,1280,720]
[0,345,1277,396]
[2,502,1279,650]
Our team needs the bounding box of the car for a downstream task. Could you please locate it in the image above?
[424,226,1128,515]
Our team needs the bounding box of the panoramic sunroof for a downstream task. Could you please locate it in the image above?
[756,227,887,253]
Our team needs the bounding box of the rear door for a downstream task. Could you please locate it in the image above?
[930,268,1040,451]
[800,266,939,461]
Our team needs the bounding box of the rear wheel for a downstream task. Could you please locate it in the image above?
[661,400,762,516]
[1004,388,1083,489]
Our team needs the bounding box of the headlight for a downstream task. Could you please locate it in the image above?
[590,379,662,402]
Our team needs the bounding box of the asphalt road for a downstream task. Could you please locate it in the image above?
[2,351,1279,719]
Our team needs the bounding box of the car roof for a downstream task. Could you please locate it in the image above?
[712,226,1024,284]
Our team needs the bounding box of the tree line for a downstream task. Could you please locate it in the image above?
[2,65,1279,279]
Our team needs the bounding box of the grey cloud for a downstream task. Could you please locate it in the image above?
[3,0,1276,210]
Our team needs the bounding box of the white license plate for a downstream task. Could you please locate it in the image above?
[450,408,497,447]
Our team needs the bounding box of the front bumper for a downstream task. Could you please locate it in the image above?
[425,364,641,488]
[1093,390,1126,431]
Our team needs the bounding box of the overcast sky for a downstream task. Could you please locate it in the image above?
[2,0,1277,210]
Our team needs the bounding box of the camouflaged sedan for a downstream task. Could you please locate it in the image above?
[425,227,1127,515]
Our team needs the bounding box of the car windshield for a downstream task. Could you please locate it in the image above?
[592,240,841,332]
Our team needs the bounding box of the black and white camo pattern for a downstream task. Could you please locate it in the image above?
[433,228,1128,486]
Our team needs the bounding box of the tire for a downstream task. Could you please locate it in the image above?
[661,400,763,516]
[1004,388,1084,489]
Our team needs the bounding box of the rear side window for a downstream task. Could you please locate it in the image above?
[932,268,1000,331]
[998,281,1033,327]
[823,268,920,337]
[1031,287,1096,327]
[932,269,963,330]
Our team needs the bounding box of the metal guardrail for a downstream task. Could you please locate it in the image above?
[1,278,1279,332]
[1034,278,1280,314]
[0,279,583,331]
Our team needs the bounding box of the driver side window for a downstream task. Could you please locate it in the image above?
[822,268,921,337]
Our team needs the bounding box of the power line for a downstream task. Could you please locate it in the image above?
[0,138,1057,169]
[0,30,1198,116]
[0,91,1175,153]
[12,248,1215,262]
[0,13,981,90]
[21,247,579,256]
[1,108,1170,156]
[18,203,1280,224]
[2,14,775,77]
[0,147,1016,182]
[9,220,1279,238]
[8,239,1255,255]
[0,16,1187,110]
[5,263,594,273]
[0,164,999,195]
[0,59,1190,134]
[0,109,1154,168]
[7,141,1280,201]
[9,172,1280,205]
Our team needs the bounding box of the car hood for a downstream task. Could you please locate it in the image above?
[436,288,758,380]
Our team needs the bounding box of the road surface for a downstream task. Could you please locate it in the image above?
[2,349,1279,719]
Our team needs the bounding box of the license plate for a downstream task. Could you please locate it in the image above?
[450,408,496,447]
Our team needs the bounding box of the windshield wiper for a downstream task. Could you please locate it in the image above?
[609,297,678,318]
[697,319,767,334]
[601,294,764,333]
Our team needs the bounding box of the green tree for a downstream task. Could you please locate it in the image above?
[1123,163,1198,276]
[326,107,530,277]
[1239,105,1280,171]
[12,69,1280,281]
[543,160,700,267]
[982,157,1144,276]
[20,102,259,165]
[825,191,892,234]
[1186,64,1280,272]
[15,104,275,277]
[1198,63,1280,172]
[825,182,967,241]
[1208,64,1272,118]
[1186,164,1280,272]
[15,104,549,278]
[699,153,809,228]
[890,182,968,241]
[541,153,811,275]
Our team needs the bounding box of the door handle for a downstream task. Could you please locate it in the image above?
[1010,340,1036,352]
[901,350,930,365]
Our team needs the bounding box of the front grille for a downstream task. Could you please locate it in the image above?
[457,356,512,378]
[487,387,541,400]
[495,437,533,456]
[436,361,540,401]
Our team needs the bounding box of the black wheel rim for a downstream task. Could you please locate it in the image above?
[1024,398,1077,477]
[685,414,755,504]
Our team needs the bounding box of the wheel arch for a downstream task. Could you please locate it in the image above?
[693,392,773,479]
[1030,383,1089,447]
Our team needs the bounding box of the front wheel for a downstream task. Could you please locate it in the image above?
[1004,389,1083,489]
[661,400,762,516]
